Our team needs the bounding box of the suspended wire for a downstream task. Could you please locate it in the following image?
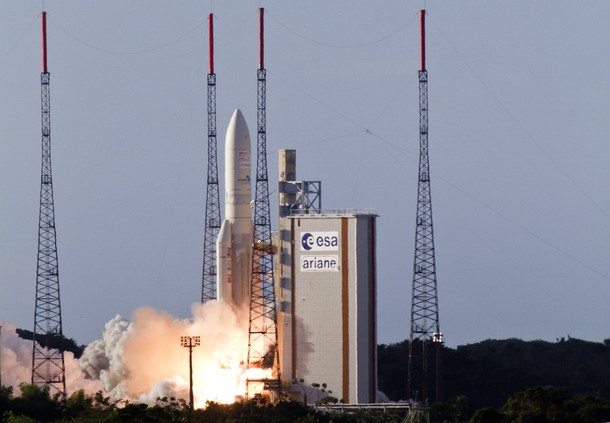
[445,205,531,280]
[368,74,418,130]
[266,11,418,49]
[435,165,610,282]
[268,69,365,129]
[0,14,39,66]
[441,206,594,335]
[269,70,416,161]
[214,10,257,39]
[370,130,610,282]
[370,125,610,285]
[349,136,368,205]
[368,130,418,163]
[116,48,202,63]
[266,23,609,283]
[46,15,205,55]
[296,130,365,149]
[314,94,610,283]
[152,41,207,306]
[429,15,610,221]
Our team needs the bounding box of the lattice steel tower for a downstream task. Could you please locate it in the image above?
[32,11,67,398]
[201,13,221,303]
[246,7,281,398]
[407,9,443,404]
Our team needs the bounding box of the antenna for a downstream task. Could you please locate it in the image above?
[258,8,264,70]
[246,6,282,400]
[42,11,48,73]
[420,9,425,71]
[32,10,67,398]
[208,13,214,74]
[201,12,221,303]
[407,8,443,406]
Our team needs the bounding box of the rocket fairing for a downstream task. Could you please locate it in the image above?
[216,109,253,312]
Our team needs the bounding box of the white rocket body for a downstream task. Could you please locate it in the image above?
[216,109,253,313]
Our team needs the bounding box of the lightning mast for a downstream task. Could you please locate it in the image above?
[32,11,67,398]
[201,13,221,303]
[246,7,281,398]
[407,9,443,404]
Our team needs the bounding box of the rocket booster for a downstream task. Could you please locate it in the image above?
[216,109,253,312]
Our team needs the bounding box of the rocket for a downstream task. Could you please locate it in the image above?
[216,109,253,313]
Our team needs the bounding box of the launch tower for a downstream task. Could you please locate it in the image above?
[407,9,443,404]
[201,13,221,303]
[32,11,67,398]
[246,7,281,398]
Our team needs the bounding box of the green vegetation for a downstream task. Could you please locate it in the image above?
[0,385,404,422]
[427,386,610,423]
[378,337,610,408]
[2,384,610,423]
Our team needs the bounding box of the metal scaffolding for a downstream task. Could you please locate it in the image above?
[246,7,281,399]
[201,13,221,303]
[407,9,443,405]
[32,11,66,398]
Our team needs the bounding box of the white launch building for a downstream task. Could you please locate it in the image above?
[276,150,378,404]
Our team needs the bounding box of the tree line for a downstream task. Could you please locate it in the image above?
[2,384,610,423]
[378,337,610,422]
[0,384,403,423]
[378,337,610,407]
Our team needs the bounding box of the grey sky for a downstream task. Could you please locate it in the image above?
[1,1,609,348]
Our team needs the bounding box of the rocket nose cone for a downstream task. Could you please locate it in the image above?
[232,109,245,125]
[226,109,251,150]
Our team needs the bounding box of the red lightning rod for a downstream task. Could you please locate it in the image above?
[259,7,264,70]
[208,13,214,74]
[420,9,426,71]
[42,11,48,73]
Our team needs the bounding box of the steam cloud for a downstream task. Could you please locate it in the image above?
[0,322,104,395]
[1,301,250,407]
[80,301,249,406]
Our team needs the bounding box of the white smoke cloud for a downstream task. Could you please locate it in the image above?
[79,314,131,394]
[0,322,104,396]
[0,323,33,391]
[1,301,251,407]
[79,301,250,407]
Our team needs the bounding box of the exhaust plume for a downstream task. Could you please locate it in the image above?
[80,301,250,407]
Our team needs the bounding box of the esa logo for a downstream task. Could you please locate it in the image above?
[300,231,339,251]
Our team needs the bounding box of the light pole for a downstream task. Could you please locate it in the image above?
[180,336,201,409]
